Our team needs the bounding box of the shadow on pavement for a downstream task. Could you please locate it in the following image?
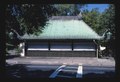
[5,63,115,78]
[83,72,115,78]
[6,55,20,59]
[5,63,54,78]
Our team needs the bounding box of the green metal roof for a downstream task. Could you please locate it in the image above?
[21,18,102,40]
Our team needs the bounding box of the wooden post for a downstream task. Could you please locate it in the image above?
[48,41,50,51]
[71,40,73,51]
[25,41,28,56]
[96,45,98,58]
[93,40,99,58]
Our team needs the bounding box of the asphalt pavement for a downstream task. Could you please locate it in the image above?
[6,57,115,67]
[5,63,115,78]
[6,57,115,78]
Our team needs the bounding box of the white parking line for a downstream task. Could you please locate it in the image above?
[76,64,83,78]
[49,64,66,78]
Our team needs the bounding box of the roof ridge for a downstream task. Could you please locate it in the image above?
[49,16,82,20]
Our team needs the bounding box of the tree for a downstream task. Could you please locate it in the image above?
[100,4,117,77]
[97,4,115,55]
[82,5,115,57]
[53,4,86,16]
[6,4,57,52]
[82,8,101,34]
[99,4,115,40]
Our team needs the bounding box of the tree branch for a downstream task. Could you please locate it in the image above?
[11,28,21,39]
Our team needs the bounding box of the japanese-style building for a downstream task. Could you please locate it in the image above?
[20,16,103,57]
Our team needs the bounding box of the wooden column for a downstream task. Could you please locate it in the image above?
[24,41,28,57]
[48,41,51,51]
[71,40,73,51]
[93,40,99,58]
[96,45,98,58]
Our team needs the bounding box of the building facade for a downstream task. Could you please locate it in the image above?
[20,16,102,57]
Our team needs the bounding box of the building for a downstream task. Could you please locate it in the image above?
[20,16,102,57]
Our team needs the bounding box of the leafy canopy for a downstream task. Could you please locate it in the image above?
[6,4,57,50]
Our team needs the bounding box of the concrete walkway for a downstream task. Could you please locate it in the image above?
[6,57,115,67]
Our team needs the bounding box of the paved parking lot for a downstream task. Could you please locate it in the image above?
[6,63,115,78]
[6,57,115,78]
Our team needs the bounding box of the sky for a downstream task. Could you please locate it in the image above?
[81,4,109,13]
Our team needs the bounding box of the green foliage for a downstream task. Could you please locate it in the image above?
[82,4,115,40]
[99,4,115,40]
[99,4,115,57]
[82,8,101,34]
[15,47,22,53]
[82,4,115,57]
[6,4,57,51]
[53,4,86,16]
[6,4,57,35]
